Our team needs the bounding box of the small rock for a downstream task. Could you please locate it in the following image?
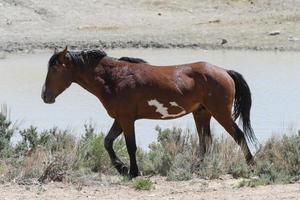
[209,19,220,23]
[268,31,280,36]
[6,19,12,25]
[288,36,299,42]
[221,39,228,45]
[158,13,162,16]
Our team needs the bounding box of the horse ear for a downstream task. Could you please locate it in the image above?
[62,46,68,55]
[58,46,68,64]
[54,48,59,54]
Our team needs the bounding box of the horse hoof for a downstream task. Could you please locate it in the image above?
[120,165,129,176]
[129,170,140,178]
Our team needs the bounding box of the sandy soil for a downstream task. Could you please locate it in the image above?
[0,0,300,53]
[0,175,299,200]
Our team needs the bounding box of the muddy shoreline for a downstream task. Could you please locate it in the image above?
[1,0,299,54]
[1,39,300,55]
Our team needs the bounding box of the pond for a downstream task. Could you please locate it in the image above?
[0,49,299,148]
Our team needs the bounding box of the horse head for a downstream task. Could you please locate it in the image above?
[42,46,73,104]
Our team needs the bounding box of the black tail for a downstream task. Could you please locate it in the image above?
[227,70,258,146]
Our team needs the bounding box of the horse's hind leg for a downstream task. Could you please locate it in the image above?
[192,107,212,159]
[213,113,254,165]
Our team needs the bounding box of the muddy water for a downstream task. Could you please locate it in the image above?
[0,49,299,148]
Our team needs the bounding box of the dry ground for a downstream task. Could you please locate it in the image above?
[0,176,299,200]
[0,0,300,53]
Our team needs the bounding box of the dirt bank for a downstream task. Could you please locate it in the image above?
[0,176,299,200]
[0,0,299,53]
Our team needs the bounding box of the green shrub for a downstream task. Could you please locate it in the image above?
[19,126,39,149]
[41,128,76,154]
[15,126,77,157]
[73,125,128,174]
[147,126,192,176]
[0,110,299,187]
[82,133,110,172]
[144,126,249,180]
[229,162,250,178]
[15,126,39,156]
[167,149,193,181]
[0,105,15,158]
[196,152,224,179]
[253,132,300,184]
[132,177,153,190]
[237,178,270,188]
[136,147,155,175]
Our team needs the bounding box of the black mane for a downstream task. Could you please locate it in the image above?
[49,49,147,69]
[69,49,107,69]
[48,49,107,69]
[119,57,147,64]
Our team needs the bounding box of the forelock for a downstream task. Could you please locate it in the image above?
[48,54,59,67]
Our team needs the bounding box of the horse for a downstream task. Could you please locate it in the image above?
[42,47,258,178]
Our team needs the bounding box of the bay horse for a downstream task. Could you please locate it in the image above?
[42,47,258,177]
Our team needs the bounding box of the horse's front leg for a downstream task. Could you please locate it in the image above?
[119,118,139,178]
[104,120,128,176]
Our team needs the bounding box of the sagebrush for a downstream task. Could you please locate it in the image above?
[0,106,299,186]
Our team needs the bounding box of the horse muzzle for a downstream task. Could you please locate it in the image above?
[42,94,55,104]
[41,86,56,104]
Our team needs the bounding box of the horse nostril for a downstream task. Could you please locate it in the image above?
[42,94,48,102]
[42,94,47,101]
[42,90,55,104]
[42,91,47,101]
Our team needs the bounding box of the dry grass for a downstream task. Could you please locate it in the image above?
[21,146,49,179]
[0,106,299,186]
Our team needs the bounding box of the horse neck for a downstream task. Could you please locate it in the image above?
[72,62,107,102]
[72,57,118,102]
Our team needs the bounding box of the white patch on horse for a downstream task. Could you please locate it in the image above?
[147,99,186,118]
